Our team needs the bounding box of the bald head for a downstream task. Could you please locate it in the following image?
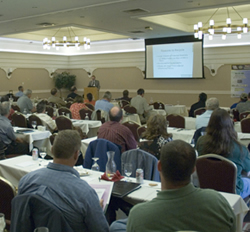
[109,106,123,122]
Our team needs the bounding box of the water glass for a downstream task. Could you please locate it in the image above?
[31,121,37,129]
[39,147,47,166]
[124,163,133,181]
[0,213,6,232]
[91,158,100,171]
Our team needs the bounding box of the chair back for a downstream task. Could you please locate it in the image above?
[11,194,73,232]
[152,102,165,110]
[0,177,16,226]
[48,102,58,108]
[55,116,73,131]
[120,100,130,108]
[166,114,185,128]
[45,106,54,118]
[65,97,74,102]
[192,127,206,146]
[121,149,160,181]
[79,108,93,120]
[11,105,20,112]
[232,108,240,121]
[138,140,158,158]
[49,133,57,146]
[12,113,27,127]
[65,102,72,109]
[58,107,72,118]
[28,115,43,129]
[239,111,250,121]
[124,105,137,114]
[196,154,237,193]
[84,139,121,172]
[137,126,146,139]
[85,103,95,111]
[122,121,140,142]
[194,107,206,117]
[96,110,106,123]
[241,118,250,133]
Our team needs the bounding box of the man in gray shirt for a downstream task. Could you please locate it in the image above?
[17,89,36,114]
[236,92,250,114]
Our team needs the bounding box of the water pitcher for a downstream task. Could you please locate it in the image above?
[106,151,116,178]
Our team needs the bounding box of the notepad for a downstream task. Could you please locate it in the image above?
[112,181,141,198]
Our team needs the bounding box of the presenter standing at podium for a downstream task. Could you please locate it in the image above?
[88,75,100,90]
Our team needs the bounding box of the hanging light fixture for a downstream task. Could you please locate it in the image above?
[43,27,90,50]
[194,7,249,40]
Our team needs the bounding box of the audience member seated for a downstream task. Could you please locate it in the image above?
[84,93,96,106]
[70,95,89,120]
[196,108,250,198]
[15,85,24,97]
[1,95,15,122]
[195,97,219,130]
[189,92,207,117]
[67,85,80,99]
[236,92,250,114]
[117,90,131,102]
[111,140,235,232]
[48,88,66,107]
[95,91,114,113]
[0,101,29,156]
[130,88,153,124]
[98,106,137,153]
[230,92,247,109]
[139,114,172,159]
[35,100,57,132]
[17,89,36,114]
[18,130,109,232]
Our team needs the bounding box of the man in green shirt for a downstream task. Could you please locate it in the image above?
[110,140,236,232]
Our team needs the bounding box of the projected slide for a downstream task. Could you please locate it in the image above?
[152,43,193,78]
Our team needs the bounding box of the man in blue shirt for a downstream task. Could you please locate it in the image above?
[95,91,114,113]
[15,86,24,97]
[18,130,109,232]
[195,97,219,130]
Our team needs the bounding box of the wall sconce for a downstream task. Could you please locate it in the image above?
[8,68,13,76]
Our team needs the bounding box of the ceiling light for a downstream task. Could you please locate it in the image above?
[194,7,249,40]
[42,27,90,50]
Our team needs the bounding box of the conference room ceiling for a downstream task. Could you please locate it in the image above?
[0,0,250,43]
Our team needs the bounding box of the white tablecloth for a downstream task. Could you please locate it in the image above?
[152,109,166,116]
[14,127,51,152]
[71,119,102,138]
[165,105,188,117]
[0,155,248,232]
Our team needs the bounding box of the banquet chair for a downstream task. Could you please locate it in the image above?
[120,100,130,108]
[45,106,54,118]
[79,108,93,120]
[85,103,95,111]
[241,118,250,133]
[65,97,74,102]
[49,133,57,146]
[55,116,73,131]
[138,140,158,158]
[93,110,108,124]
[232,108,240,121]
[48,102,58,108]
[137,126,146,139]
[84,138,121,172]
[152,102,165,110]
[122,121,140,142]
[28,115,43,129]
[192,127,206,146]
[124,105,137,114]
[58,107,72,118]
[12,112,27,127]
[196,154,237,193]
[11,104,20,112]
[194,107,206,117]
[166,114,185,128]
[239,111,250,121]
[65,102,72,109]
[11,194,73,232]
[121,149,160,182]
[0,176,16,230]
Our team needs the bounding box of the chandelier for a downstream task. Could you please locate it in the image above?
[43,27,90,50]
[194,7,249,40]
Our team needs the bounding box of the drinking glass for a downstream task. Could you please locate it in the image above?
[91,158,100,171]
[85,113,89,120]
[31,121,37,129]
[39,147,47,166]
[124,163,133,181]
[0,213,6,232]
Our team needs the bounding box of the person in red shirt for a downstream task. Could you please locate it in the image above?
[70,96,89,120]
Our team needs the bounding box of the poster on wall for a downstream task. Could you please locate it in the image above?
[231,65,250,98]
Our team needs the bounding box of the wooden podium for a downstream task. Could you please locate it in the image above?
[84,87,99,101]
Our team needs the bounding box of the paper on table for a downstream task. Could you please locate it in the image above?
[94,189,105,200]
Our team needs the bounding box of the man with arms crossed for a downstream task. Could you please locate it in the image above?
[126,140,235,232]
[18,130,109,232]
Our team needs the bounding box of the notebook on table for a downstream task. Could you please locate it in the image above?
[112,181,141,198]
